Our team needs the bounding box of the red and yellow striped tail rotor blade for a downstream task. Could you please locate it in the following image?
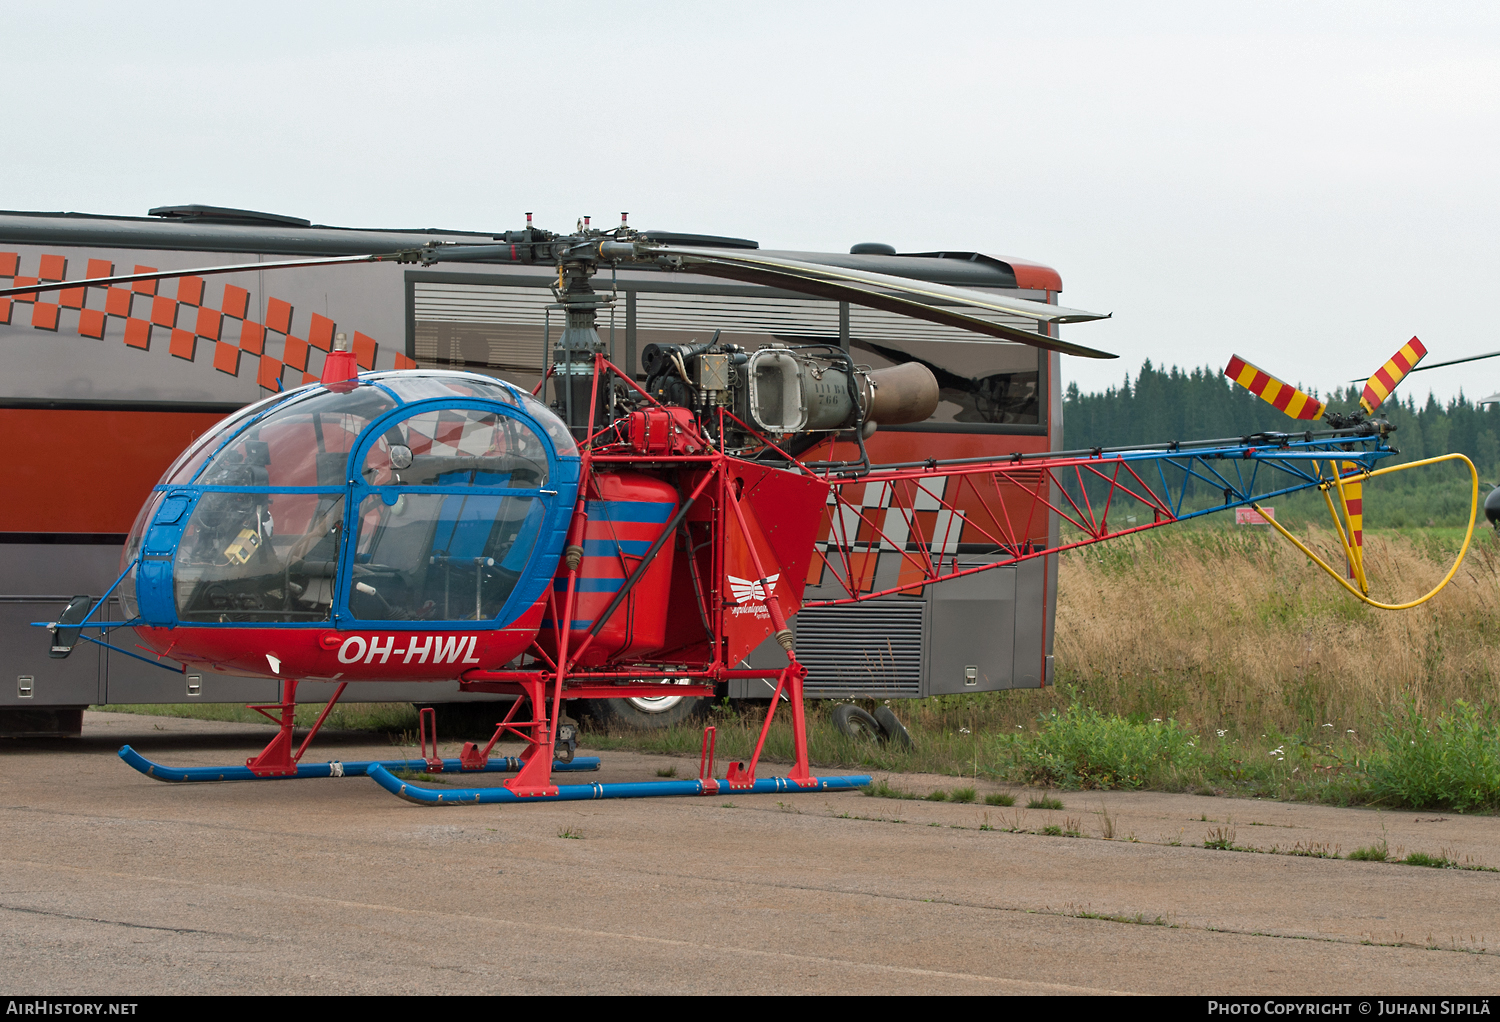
[1359,336,1427,415]
[1224,356,1327,421]
[1339,461,1365,590]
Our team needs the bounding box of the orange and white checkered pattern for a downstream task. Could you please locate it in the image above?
[809,475,965,593]
[0,250,417,393]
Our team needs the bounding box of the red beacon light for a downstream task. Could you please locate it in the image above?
[320,331,359,388]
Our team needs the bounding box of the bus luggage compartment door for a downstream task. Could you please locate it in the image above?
[926,564,1017,694]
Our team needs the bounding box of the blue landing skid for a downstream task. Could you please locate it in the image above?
[366,762,873,804]
[118,745,600,783]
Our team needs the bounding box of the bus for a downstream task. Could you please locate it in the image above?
[0,204,1066,735]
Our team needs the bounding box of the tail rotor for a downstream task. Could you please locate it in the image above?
[1225,338,1430,594]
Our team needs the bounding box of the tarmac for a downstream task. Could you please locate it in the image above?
[1,710,1497,995]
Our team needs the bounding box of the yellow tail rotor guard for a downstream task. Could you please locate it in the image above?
[1252,453,1479,611]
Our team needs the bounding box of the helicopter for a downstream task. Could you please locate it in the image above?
[3,216,1479,806]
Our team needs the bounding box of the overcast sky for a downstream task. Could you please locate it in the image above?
[5,1,1497,405]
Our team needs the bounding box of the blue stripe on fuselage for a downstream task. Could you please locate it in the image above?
[585,500,675,523]
[582,538,652,557]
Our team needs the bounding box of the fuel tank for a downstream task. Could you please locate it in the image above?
[539,471,679,667]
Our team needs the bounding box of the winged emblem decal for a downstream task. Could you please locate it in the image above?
[728,574,780,605]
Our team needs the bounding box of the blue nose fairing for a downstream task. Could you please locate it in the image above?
[122,371,580,631]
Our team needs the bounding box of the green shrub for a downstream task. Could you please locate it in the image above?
[1013,704,1199,789]
[1362,700,1500,812]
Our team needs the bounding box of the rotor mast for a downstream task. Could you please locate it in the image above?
[551,218,617,434]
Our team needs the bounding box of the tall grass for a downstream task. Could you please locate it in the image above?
[1050,525,1500,736]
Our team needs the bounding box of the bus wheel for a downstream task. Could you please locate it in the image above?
[873,706,913,749]
[832,704,883,741]
[579,690,707,732]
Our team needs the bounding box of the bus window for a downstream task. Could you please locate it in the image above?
[850,337,1041,426]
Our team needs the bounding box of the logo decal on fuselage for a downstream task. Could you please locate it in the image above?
[728,574,779,604]
[727,574,779,618]
[336,634,482,665]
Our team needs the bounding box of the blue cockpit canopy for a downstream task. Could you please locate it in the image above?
[122,371,580,629]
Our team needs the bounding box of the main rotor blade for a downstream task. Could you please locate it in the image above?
[656,245,1110,324]
[655,252,1117,359]
[0,252,418,299]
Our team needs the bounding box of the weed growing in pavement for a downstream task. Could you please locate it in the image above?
[985,792,1016,806]
[656,765,678,777]
[1028,796,1065,810]
[1203,825,1237,850]
[1068,907,1173,927]
[557,828,582,839]
[1042,825,1064,836]
[1272,841,1341,859]
[1403,851,1456,868]
[1348,840,1390,862]
[926,789,950,802]
[951,787,977,803]
[862,779,917,800]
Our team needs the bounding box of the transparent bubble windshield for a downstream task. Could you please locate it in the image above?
[366,372,519,406]
[197,386,397,488]
[361,409,550,488]
[118,491,165,620]
[163,390,296,486]
[175,493,346,622]
[349,492,544,621]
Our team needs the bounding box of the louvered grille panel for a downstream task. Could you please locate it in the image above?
[635,292,839,336]
[412,283,554,374]
[795,603,924,697]
[848,305,1040,346]
[414,282,554,325]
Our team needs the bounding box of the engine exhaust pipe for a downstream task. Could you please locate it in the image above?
[861,362,939,426]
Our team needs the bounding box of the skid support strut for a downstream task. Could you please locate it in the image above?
[243,679,350,777]
[245,679,299,777]
[501,674,561,797]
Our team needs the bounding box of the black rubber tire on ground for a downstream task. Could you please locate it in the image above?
[832,704,885,741]
[577,695,708,732]
[873,706,913,749]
